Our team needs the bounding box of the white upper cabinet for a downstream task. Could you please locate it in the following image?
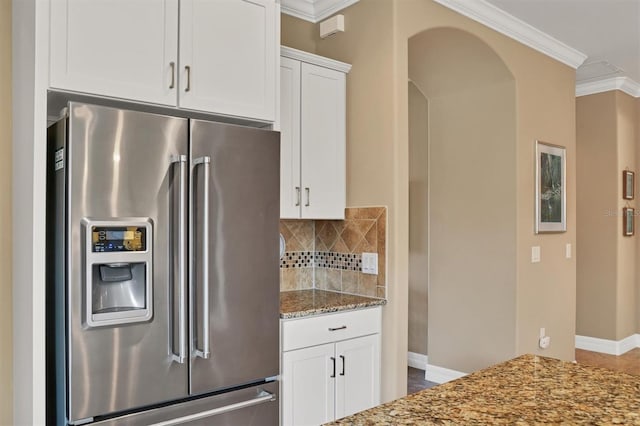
[280,57,302,219]
[280,47,351,219]
[179,0,276,121]
[50,0,277,121]
[50,0,179,106]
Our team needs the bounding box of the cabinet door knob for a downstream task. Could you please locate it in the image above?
[185,65,192,92]
[340,355,345,376]
[169,62,176,89]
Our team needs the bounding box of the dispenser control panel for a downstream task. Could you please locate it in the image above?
[92,226,147,252]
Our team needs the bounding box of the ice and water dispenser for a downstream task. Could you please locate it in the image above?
[83,219,153,327]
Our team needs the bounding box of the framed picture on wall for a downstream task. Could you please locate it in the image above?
[624,207,635,236]
[535,140,566,233]
[623,170,634,200]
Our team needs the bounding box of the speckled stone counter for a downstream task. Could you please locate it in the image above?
[328,354,640,425]
[280,289,386,319]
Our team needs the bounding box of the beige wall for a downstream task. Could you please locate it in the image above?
[576,92,619,339]
[283,0,577,400]
[576,91,639,341]
[427,81,517,372]
[637,97,640,334]
[281,13,317,53]
[408,81,428,356]
[616,92,637,340]
[394,0,577,365]
[0,0,12,423]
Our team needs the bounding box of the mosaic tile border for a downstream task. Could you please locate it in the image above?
[279,251,362,272]
[280,251,314,268]
[315,252,362,271]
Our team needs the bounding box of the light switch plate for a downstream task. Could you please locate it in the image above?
[531,246,541,263]
[362,252,378,275]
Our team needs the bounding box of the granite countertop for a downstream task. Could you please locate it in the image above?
[328,354,640,425]
[280,289,386,319]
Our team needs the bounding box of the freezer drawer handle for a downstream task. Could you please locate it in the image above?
[193,156,211,359]
[150,390,276,426]
[171,155,188,364]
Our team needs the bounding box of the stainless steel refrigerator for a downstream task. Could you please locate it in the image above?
[46,102,280,425]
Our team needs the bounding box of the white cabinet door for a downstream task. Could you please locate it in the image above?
[280,57,302,219]
[282,343,335,426]
[179,0,276,121]
[50,0,178,106]
[335,334,381,420]
[300,63,346,219]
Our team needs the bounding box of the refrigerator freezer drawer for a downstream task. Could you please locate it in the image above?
[90,381,278,426]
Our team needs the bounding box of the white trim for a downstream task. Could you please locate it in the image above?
[575,334,640,356]
[281,0,359,23]
[576,77,640,98]
[281,46,352,73]
[425,363,467,384]
[13,0,50,424]
[407,351,428,370]
[433,0,587,69]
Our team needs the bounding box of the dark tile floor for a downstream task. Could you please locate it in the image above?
[407,367,438,394]
[575,347,640,376]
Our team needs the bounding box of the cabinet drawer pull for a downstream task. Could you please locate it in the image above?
[185,65,192,92]
[330,356,336,378]
[340,355,345,376]
[169,62,176,89]
[328,325,347,331]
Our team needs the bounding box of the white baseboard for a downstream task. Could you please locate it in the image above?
[407,351,466,384]
[407,352,428,370]
[575,334,640,356]
[425,363,467,384]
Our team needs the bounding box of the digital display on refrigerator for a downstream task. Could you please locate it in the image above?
[92,226,146,252]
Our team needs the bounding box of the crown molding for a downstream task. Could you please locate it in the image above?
[576,76,640,98]
[433,0,587,69]
[281,0,358,23]
[281,46,352,73]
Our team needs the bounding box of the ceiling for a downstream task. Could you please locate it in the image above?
[282,0,640,96]
[485,0,640,88]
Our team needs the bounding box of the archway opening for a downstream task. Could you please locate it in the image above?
[408,27,517,380]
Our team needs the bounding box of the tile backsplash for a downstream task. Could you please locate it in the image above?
[279,207,387,299]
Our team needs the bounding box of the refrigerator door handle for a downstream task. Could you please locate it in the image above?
[149,390,276,426]
[171,155,188,364]
[192,156,211,359]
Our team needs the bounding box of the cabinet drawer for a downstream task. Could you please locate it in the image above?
[282,307,381,352]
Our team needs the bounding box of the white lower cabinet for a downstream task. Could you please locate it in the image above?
[281,307,381,426]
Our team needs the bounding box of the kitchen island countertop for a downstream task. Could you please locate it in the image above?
[328,354,640,425]
[280,289,386,319]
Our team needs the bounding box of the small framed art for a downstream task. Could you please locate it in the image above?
[623,170,634,200]
[624,207,635,236]
[535,141,566,233]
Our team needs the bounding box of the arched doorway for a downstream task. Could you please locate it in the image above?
[408,27,517,380]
